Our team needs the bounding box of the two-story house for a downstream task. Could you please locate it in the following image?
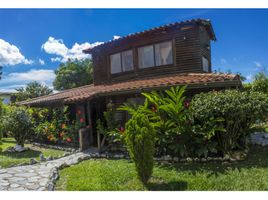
[20,19,242,149]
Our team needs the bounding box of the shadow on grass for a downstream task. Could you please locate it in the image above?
[0,149,41,159]
[157,145,268,176]
[147,179,188,191]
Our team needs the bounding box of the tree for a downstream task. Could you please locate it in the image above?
[2,106,33,147]
[120,101,158,185]
[252,72,268,93]
[53,59,93,91]
[15,81,53,102]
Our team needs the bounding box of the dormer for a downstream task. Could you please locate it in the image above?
[83,19,216,85]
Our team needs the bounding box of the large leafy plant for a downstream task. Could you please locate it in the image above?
[142,86,190,156]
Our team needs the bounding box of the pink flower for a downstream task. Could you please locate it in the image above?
[80,118,85,123]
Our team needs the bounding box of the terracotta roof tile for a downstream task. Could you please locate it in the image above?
[19,73,241,107]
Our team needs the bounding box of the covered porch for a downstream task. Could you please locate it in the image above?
[18,73,242,151]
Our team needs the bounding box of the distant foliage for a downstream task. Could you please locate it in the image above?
[53,59,93,91]
[251,72,268,93]
[2,106,33,147]
[15,81,53,102]
[120,101,158,184]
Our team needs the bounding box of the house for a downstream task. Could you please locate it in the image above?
[0,92,14,104]
[19,19,242,150]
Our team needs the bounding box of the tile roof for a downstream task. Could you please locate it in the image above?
[83,18,216,54]
[19,73,241,107]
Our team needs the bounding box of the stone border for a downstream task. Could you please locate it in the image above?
[31,142,79,153]
[4,150,75,168]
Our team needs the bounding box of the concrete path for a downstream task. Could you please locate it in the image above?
[0,150,96,191]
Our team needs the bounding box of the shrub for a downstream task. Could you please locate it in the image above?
[34,107,78,145]
[2,106,33,147]
[120,101,157,184]
[191,90,268,154]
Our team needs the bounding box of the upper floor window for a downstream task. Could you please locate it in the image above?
[138,41,173,69]
[155,41,173,66]
[138,45,155,68]
[122,50,134,72]
[110,50,134,74]
[202,56,209,72]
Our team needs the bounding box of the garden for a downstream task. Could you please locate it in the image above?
[0,71,268,190]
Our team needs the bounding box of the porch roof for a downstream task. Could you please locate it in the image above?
[18,73,241,107]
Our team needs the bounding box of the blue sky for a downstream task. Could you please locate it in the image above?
[0,9,268,92]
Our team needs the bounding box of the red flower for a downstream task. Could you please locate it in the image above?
[67,137,72,142]
[151,105,157,113]
[76,109,82,115]
[119,126,125,133]
[80,118,85,123]
[184,100,190,109]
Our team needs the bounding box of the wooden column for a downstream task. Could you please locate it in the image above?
[86,101,94,145]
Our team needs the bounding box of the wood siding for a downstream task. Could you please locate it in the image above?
[92,23,213,85]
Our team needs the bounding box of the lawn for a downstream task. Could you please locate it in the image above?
[0,138,66,168]
[56,145,268,191]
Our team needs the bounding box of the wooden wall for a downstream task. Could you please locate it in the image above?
[92,23,212,85]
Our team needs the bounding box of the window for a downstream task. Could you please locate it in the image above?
[122,50,134,72]
[155,41,173,66]
[202,56,209,72]
[138,41,173,69]
[110,53,121,74]
[138,45,155,68]
[110,50,134,74]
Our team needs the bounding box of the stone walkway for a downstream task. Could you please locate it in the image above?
[0,150,97,191]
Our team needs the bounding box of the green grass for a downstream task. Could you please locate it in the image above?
[56,145,268,191]
[0,138,66,168]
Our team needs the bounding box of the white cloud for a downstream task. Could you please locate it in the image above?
[7,69,55,82]
[113,35,121,40]
[246,74,253,82]
[0,69,56,92]
[41,37,103,62]
[0,39,33,66]
[220,58,227,64]
[39,59,45,65]
[51,57,62,62]
[254,61,262,68]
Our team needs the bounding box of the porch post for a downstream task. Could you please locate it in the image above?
[86,101,94,145]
